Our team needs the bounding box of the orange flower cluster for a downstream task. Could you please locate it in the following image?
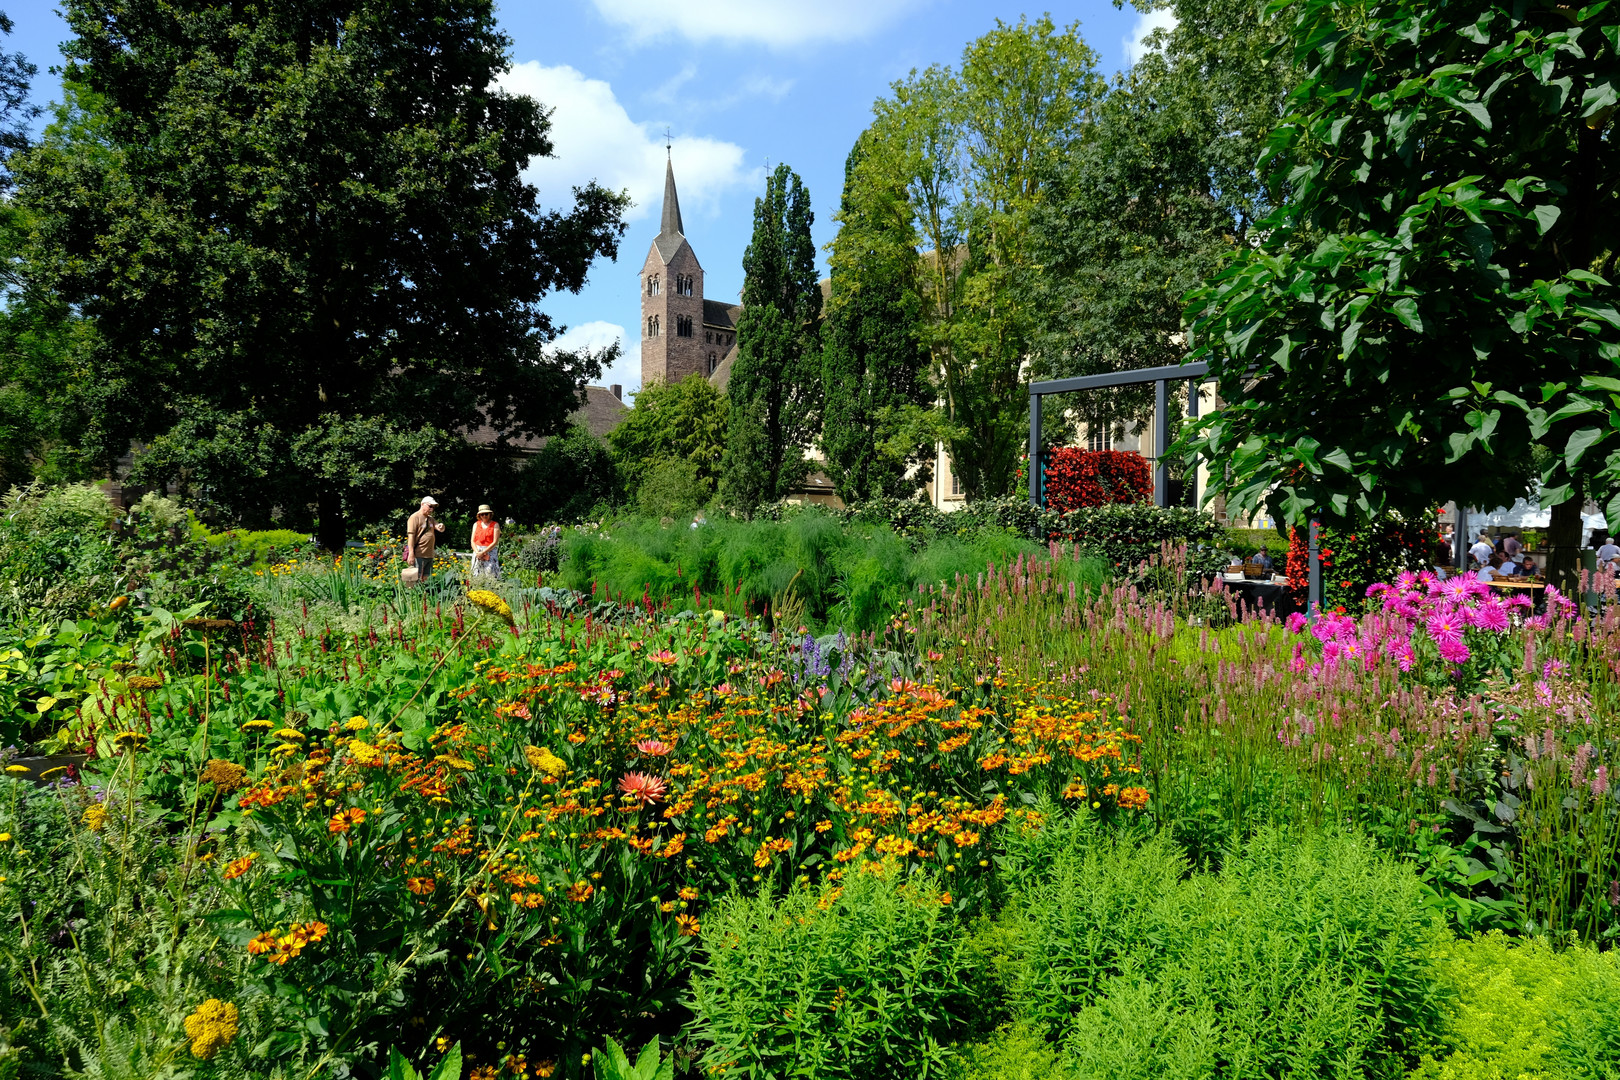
[246,920,329,965]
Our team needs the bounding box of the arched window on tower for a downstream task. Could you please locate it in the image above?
[647,315,660,338]
[705,330,712,344]
[708,352,718,375]
[676,315,693,337]
[647,274,660,297]
[683,275,695,296]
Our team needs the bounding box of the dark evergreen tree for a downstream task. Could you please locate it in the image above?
[17,0,627,547]
[820,139,934,503]
[722,164,822,512]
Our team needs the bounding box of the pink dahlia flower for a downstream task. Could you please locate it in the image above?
[618,771,668,808]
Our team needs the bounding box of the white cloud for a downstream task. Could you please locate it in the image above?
[499,61,755,223]
[588,0,923,48]
[547,320,644,395]
[1123,9,1178,67]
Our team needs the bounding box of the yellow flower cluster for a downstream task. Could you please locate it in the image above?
[468,589,515,627]
[182,998,239,1059]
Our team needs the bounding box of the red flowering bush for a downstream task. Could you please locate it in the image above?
[1286,512,1439,611]
[1041,449,1152,512]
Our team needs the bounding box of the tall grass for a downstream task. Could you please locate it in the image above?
[558,511,1108,632]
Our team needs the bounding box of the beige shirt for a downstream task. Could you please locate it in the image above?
[407,510,437,561]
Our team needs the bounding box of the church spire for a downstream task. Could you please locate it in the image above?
[658,152,684,240]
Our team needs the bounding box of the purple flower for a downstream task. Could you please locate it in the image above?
[1285,613,1308,634]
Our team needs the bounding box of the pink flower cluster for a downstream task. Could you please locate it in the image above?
[1285,570,1574,676]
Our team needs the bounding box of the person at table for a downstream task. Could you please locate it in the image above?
[1433,543,1453,580]
[1502,531,1522,559]
[1477,553,1507,582]
[1253,548,1273,571]
[1518,554,1539,578]
[1469,532,1494,568]
[1498,553,1520,576]
[1598,536,1620,572]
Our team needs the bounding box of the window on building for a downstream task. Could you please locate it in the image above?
[646,315,660,338]
[676,315,693,337]
[705,330,712,343]
[678,274,694,296]
[950,470,963,497]
[647,275,660,296]
[708,352,718,374]
[1086,418,1108,452]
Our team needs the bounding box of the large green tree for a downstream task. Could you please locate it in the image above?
[722,164,822,512]
[821,138,934,503]
[1176,0,1620,589]
[850,16,1105,500]
[18,0,627,547]
[1025,0,1290,442]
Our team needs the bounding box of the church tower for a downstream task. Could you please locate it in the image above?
[640,156,706,388]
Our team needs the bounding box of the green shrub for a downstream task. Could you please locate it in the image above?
[946,1024,1071,1080]
[1411,932,1620,1080]
[8,481,120,532]
[688,867,979,1080]
[996,816,1444,1079]
[1048,504,1226,574]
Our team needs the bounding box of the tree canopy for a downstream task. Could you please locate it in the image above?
[820,138,935,504]
[1024,0,1290,443]
[609,373,729,504]
[19,0,627,546]
[1177,0,1619,588]
[846,16,1105,500]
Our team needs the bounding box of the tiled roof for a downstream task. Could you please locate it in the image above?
[702,298,740,330]
[464,385,629,452]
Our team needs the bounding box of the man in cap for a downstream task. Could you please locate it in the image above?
[406,496,445,582]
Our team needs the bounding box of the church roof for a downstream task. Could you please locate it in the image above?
[702,298,740,330]
[653,157,687,263]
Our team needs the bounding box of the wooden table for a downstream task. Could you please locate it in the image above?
[1487,579,1546,591]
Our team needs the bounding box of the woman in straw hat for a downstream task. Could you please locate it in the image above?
[470,504,502,579]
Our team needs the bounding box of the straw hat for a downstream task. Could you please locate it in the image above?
[477,504,494,515]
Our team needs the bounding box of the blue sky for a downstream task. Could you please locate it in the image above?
[7,0,1169,395]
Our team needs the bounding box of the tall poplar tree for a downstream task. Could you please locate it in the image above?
[821,138,933,503]
[722,164,822,511]
[18,0,628,547]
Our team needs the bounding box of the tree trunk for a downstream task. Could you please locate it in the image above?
[1547,486,1584,598]
[316,487,347,553]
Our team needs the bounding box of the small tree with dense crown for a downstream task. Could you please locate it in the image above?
[608,373,728,504]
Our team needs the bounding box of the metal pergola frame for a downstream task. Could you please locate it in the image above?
[1026,361,1325,615]
[1027,362,1210,508]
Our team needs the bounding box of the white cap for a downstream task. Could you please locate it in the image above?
[421,496,438,506]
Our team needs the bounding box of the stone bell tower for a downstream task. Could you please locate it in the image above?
[639,154,706,388]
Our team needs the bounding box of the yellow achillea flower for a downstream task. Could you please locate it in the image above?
[348,740,381,765]
[524,745,568,779]
[125,673,162,692]
[345,716,369,731]
[467,589,515,627]
[272,728,305,742]
[199,759,248,793]
[183,999,239,1059]
[240,719,272,732]
[82,804,108,832]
